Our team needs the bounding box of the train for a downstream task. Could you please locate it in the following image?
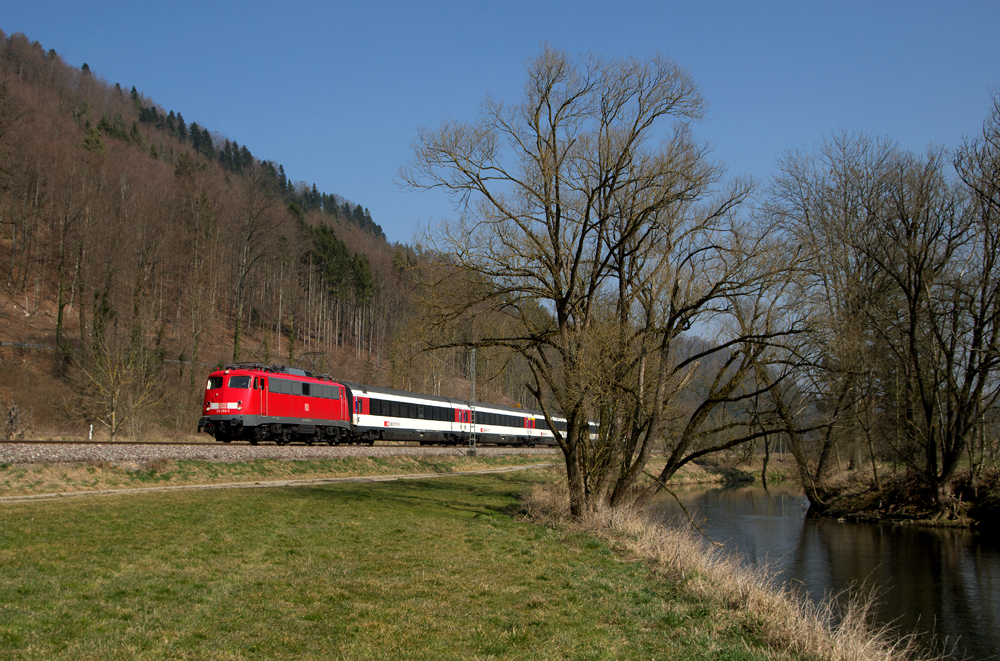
[197,363,564,447]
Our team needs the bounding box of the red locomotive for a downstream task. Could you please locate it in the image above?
[198,363,563,447]
[198,364,350,445]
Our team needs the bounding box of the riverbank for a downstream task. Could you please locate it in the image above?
[668,456,1000,531]
[659,454,800,487]
[800,466,1000,530]
[524,477,934,661]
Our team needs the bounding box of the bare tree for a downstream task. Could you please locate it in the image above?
[70,299,164,441]
[402,46,797,516]
[771,124,1000,518]
[230,165,285,361]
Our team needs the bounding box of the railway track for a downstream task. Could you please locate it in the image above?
[0,440,558,466]
[3,439,431,447]
[4,439,218,447]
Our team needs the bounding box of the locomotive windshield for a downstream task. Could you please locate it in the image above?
[207,376,223,390]
[228,376,252,389]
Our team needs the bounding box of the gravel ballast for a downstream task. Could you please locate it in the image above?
[0,442,559,466]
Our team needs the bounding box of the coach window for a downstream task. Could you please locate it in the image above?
[207,376,223,390]
[261,377,267,390]
[302,383,311,396]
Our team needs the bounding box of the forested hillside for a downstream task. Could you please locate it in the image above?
[0,30,512,437]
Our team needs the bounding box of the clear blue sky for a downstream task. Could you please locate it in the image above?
[5,1,999,244]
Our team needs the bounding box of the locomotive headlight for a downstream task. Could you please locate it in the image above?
[237,400,243,411]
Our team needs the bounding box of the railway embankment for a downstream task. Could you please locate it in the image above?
[0,443,556,499]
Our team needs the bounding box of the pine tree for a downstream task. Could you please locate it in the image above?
[189,122,201,152]
[83,124,105,155]
[129,122,144,146]
[352,253,374,302]
[219,140,233,171]
[239,145,252,171]
[176,113,187,142]
[199,127,213,158]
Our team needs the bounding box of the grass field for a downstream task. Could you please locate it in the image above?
[0,466,785,660]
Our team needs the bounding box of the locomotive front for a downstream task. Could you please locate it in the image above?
[198,367,263,442]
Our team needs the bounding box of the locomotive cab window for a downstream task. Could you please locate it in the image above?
[207,376,223,390]
[228,376,251,389]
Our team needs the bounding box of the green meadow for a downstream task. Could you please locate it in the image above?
[0,468,774,660]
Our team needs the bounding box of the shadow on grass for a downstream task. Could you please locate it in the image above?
[279,475,522,519]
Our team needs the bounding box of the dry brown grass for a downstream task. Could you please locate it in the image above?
[0,455,554,498]
[523,478,939,661]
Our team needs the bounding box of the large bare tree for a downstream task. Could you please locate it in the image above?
[402,46,797,516]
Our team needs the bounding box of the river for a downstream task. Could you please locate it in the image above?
[649,484,1000,660]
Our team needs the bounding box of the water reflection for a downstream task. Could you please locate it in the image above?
[650,485,1000,660]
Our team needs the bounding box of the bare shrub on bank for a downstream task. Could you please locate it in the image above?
[4,398,32,440]
[523,479,936,661]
